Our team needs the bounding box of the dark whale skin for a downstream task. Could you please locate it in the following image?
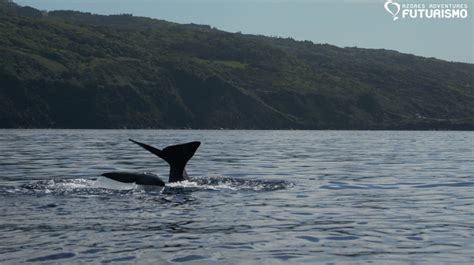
[101,172,165,186]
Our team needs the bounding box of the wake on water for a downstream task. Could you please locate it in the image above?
[13,176,293,196]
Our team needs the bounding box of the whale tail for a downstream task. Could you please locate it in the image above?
[129,139,201,183]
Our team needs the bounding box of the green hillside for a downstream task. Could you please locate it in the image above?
[0,0,473,129]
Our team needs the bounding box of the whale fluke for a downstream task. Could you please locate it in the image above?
[129,139,201,183]
[101,172,165,186]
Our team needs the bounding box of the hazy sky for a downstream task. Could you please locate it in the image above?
[15,0,474,63]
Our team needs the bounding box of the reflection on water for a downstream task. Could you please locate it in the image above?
[0,130,473,264]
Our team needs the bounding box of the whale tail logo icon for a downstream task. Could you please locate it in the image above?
[384,0,401,21]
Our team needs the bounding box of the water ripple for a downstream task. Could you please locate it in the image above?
[0,130,473,264]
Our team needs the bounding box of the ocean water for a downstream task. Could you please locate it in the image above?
[0,130,473,264]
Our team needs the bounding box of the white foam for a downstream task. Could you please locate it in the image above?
[167,180,238,191]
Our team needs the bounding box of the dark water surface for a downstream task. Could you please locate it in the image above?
[0,130,473,264]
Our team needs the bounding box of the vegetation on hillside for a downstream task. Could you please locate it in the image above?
[0,0,473,129]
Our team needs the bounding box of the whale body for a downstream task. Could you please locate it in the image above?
[101,172,165,186]
[102,140,201,186]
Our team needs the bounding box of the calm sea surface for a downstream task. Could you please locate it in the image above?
[0,130,473,264]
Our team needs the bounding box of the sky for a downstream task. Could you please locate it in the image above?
[14,0,474,63]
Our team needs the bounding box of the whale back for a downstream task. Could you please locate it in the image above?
[101,172,165,186]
